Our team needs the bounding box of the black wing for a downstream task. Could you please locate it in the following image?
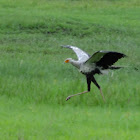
[96,51,126,69]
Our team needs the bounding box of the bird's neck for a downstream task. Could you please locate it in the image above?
[70,59,80,69]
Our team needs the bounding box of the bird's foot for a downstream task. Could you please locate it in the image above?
[66,96,71,101]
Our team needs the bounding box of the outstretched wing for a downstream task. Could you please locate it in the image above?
[61,45,90,62]
[85,50,126,68]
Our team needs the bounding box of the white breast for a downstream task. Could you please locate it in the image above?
[79,63,96,74]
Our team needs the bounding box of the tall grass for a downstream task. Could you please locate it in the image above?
[0,1,140,139]
[0,0,139,106]
[0,96,140,140]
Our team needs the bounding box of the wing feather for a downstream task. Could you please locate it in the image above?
[85,51,126,68]
[61,45,90,61]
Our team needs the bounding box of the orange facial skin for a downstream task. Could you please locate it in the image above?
[65,59,69,63]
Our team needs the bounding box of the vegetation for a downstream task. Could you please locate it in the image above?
[0,96,140,140]
[0,0,139,139]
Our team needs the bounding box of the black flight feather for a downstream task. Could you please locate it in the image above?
[96,52,126,69]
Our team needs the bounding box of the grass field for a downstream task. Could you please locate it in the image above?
[0,0,140,139]
[0,96,140,140]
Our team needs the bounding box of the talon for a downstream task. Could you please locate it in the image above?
[66,96,71,101]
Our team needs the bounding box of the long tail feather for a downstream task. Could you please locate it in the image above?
[110,66,139,71]
[109,66,124,70]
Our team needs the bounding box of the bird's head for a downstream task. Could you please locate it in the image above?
[64,58,72,63]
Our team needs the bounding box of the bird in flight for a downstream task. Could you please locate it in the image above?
[62,45,126,102]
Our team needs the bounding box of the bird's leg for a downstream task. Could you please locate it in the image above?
[66,91,89,101]
[99,88,105,102]
[91,76,106,102]
[66,75,91,101]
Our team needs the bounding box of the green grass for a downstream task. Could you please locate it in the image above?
[0,0,140,139]
[0,96,140,140]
